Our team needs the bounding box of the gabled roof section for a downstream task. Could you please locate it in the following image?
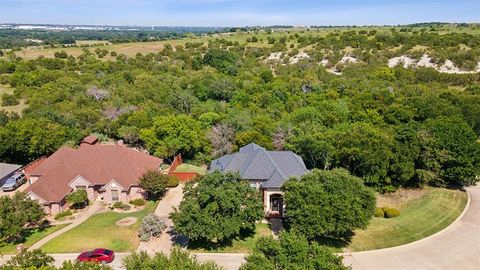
[210,144,308,189]
[239,143,264,153]
[68,175,92,188]
[25,137,162,203]
[100,179,125,191]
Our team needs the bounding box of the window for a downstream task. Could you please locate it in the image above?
[76,185,86,190]
[111,190,119,201]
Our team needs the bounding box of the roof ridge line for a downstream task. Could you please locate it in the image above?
[263,149,288,180]
[239,149,262,175]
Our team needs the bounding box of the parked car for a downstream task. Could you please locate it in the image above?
[1,172,26,192]
[77,248,115,264]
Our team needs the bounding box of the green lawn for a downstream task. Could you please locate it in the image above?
[41,201,157,253]
[347,187,468,251]
[0,224,69,255]
[175,163,207,175]
[188,223,271,253]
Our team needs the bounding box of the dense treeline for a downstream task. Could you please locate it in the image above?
[0,28,220,49]
[0,28,479,192]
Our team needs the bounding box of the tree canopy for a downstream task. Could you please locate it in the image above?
[0,25,479,193]
[240,231,348,270]
[171,171,263,245]
[0,192,45,244]
[282,169,376,240]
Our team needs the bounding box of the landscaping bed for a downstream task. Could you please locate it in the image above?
[347,187,468,251]
[0,224,69,255]
[41,201,157,253]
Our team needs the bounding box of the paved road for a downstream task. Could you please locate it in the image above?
[0,253,127,269]
[194,253,246,270]
[28,200,102,250]
[342,184,480,270]
[0,252,243,270]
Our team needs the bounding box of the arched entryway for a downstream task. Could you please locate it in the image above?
[269,194,283,217]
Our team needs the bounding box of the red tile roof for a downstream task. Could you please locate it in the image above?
[25,142,162,203]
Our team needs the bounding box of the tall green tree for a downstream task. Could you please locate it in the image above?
[0,193,45,243]
[140,115,204,158]
[0,117,80,163]
[282,169,375,240]
[171,171,263,245]
[240,231,348,270]
[420,117,480,186]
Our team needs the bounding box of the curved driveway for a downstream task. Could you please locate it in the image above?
[343,184,480,270]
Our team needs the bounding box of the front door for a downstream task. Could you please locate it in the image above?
[270,194,283,216]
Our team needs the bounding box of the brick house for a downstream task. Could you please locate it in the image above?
[209,143,308,218]
[25,135,162,215]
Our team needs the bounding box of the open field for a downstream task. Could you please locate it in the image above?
[75,40,111,46]
[347,187,468,251]
[13,25,480,60]
[41,201,157,253]
[188,223,271,253]
[0,224,69,255]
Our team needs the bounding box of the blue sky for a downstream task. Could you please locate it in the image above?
[0,0,479,26]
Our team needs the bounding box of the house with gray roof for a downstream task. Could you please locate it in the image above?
[210,143,308,218]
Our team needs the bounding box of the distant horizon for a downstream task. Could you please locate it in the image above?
[1,21,478,29]
[0,0,478,27]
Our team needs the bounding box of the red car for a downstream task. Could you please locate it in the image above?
[77,248,115,264]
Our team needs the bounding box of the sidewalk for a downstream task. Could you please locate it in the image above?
[28,200,103,250]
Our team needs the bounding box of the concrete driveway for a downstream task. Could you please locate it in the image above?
[343,184,480,270]
[137,183,186,255]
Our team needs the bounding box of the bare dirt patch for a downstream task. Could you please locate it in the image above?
[376,188,429,208]
[116,217,138,227]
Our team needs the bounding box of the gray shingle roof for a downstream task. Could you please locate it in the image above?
[210,143,308,188]
[0,163,22,185]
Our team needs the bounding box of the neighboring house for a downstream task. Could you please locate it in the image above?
[210,143,308,218]
[0,162,22,187]
[25,135,162,215]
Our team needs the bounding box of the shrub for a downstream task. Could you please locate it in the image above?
[1,94,19,106]
[167,176,179,188]
[54,210,73,220]
[383,207,401,218]
[113,201,124,209]
[374,207,384,217]
[129,198,146,207]
[112,201,130,211]
[66,189,88,209]
[139,170,169,200]
[138,214,166,242]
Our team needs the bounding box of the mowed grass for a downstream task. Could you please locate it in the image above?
[0,224,69,255]
[41,201,157,253]
[347,187,468,251]
[175,163,207,175]
[188,223,271,253]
